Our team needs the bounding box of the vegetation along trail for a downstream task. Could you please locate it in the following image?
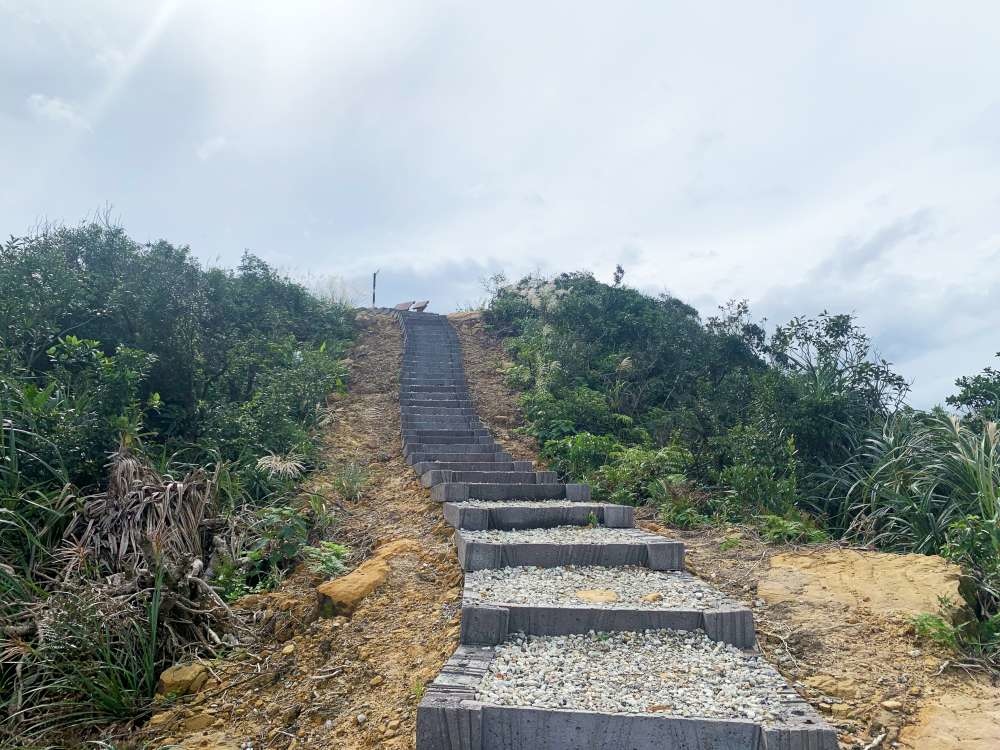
[3,226,1000,749]
[138,311,465,748]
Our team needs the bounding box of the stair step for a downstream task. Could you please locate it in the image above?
[454,527,684,571]
[404,438,496,451]
[421,470,558,487]
[442,500,632,530]
[406,444,504,458]
[431,482,590,502]
[415,461,532,474]
[460,565,753,648]
[417,643,837,750]
[409,451,513,466]
[401,406,477,416]
[402,429,491,439]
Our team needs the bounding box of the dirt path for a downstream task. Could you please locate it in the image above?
[141,311,461,749]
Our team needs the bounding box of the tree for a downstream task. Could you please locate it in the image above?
[948,353,1000,425]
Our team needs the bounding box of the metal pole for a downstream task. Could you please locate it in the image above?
[372,269,379,308]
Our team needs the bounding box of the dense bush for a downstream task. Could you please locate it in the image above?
[0,221,355,741]
[487,270,1000,663]
[541,432,623,480]
[592,444,692,506]
[486,272,901,505]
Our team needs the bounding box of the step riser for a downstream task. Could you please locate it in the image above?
[407,444,502,456]
[416,461,531,474]
[432,483,591,502]
[401,380,466,387]
[403,424,486,434]
[400,385,468,395]
[402,411,477,418]
[422,471,558,488]
[402,430,491,439]
[442,502,633,530]
[400,398,474,406]
[409,452,513,467]
[405,439,496,451]
[454,536,685,572]
[461,604,755,649]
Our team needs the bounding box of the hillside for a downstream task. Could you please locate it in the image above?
[136,310,1000,750]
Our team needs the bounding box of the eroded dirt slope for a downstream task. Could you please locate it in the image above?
[141,311,461,750]
[662,526,1000,749]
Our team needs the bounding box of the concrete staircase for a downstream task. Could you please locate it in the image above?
[396,311,837,750]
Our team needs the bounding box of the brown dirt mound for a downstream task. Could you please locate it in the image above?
[758,549,965,620]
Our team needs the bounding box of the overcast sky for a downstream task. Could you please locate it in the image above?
[2,1,999,407]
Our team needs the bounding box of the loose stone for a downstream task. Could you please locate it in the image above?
[466,566,735,610]
[463,526,650,544]
[478,629,793,724]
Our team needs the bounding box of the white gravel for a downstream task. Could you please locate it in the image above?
[462,526,651,544]
[478,630,792,723]
[450,500,599,509]
[465,566,734,610]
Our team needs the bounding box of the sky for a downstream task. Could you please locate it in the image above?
[2,1,999,407]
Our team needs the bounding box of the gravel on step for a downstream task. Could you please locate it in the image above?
[478,630,791,723]
[465,566,733,610]
[462,526,651,544]
[450,500,597,509]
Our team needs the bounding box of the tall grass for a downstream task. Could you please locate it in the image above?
[823,412,1000,656]
[4,575,164,742]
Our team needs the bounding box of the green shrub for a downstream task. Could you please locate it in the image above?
[757,513,827,544]
[716,424,799,515]
[912,612,961,651]
[331,462,369,502]
[719,536,742,551]
[503,363,533,391]
[302,541,350,577]
[541,432,622,480]
[4,580,163,740]
[0,221,356,741]
[592,443,692,506]
[520,386,633,443]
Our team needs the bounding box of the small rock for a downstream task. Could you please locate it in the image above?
[881,700,903,711]
[182,712,214,732]
[282,643,296,655]
[369,675,384,687]
[640,592,663,603]
[387,719,401,730]
[147,711,174,727]
[156,662,209,697]
[575,589,619,603]
[356,713,368,725]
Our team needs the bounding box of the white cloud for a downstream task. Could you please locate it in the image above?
[196,135,228,161]
[4,1,1000,407]
[26,94,90,130]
